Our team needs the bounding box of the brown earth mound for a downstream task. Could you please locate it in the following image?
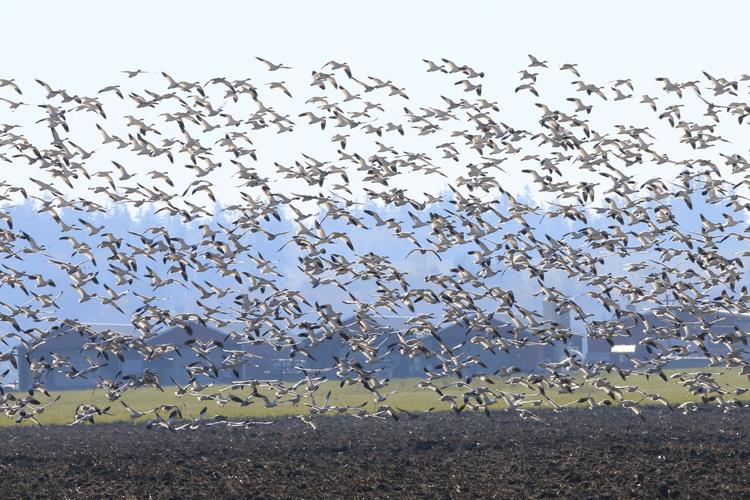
[1,407,749,499]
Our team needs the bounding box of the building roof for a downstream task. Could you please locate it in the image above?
[611,344,636,353]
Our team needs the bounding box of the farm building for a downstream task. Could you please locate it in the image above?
[586,307,750,369]
[15,322,136,392]
[14,303,583,393]
[15,321,252,392]
[296,305,575,379]
[136,322,250,385]
[429,302,575,375]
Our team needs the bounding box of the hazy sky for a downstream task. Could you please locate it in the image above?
[4,1,748,90]
[2,1,749,203]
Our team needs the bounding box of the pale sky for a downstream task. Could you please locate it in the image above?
[4,2,748,89]
[2,1,749,204]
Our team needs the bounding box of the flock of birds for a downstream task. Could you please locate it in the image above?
[1,54,750,431]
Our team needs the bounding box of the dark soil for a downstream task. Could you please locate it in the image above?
[1,407,750,499]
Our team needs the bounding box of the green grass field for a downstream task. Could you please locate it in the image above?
[3,368,748,427]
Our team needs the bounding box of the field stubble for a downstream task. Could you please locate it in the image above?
[2,407,750,499]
